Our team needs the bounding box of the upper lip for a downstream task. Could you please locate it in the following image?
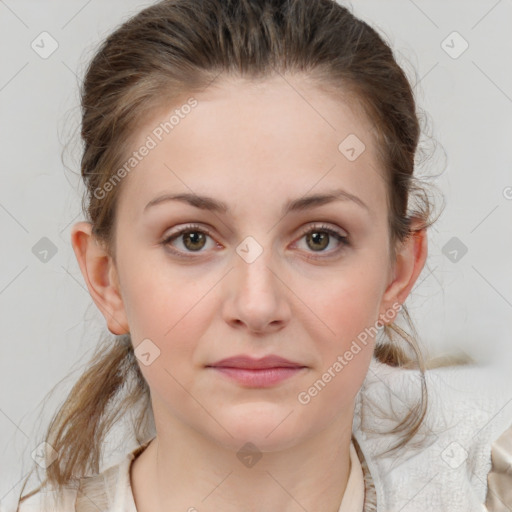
[206,355,306,369]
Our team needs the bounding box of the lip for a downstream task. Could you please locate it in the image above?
[205,355,308,388]
[206,355,306,370]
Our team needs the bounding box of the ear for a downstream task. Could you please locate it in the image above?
[70,221,129,335]
[379,220,428,323]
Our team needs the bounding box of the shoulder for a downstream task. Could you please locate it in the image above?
[6,442,150,512]
[75,441,150,511]
[361,357,512,437]
[354,357,512,511]
[7,486,78,512]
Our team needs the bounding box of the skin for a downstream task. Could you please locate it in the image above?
[71,74,427,512]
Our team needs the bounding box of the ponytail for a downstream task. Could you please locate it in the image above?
[16,334,153,509]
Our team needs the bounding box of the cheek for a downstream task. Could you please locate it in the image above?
[294,280,380,418]
[120,259,219,375]
[117,241,202,335]
[122,269,210,406]
[322,278,383,338]
[295,262,386,393]
[303,261,386,341]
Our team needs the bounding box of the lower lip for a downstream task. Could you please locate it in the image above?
[208,366,306,387]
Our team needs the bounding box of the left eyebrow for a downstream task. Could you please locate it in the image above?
[143,187,371,216]
[283,188,370,215]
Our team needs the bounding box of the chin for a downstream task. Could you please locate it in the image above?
[207,407,309,453]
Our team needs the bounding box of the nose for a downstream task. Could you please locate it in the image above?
[221,245,292,335]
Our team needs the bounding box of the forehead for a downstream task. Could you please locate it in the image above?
[116,74,387,220]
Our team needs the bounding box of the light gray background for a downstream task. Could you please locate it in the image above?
[1,0,511,507]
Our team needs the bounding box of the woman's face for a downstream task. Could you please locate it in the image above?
[107,75,400,451]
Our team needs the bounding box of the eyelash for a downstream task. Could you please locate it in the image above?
[161,223,350,260]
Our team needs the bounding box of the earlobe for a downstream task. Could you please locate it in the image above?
[70,221,129,335]
[379,224,428,322]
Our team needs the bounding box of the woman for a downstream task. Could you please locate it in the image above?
[11,0,510,510]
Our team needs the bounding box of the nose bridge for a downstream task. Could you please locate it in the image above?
[224,233,291,332]
[235,233,280,301]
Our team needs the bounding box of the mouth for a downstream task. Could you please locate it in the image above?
[206,366,307,387]
[205,355,308,388]
[206,354,306,370]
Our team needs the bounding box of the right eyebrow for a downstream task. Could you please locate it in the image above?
[144,192,228,214]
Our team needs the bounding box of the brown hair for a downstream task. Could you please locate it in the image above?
[17,0,473,507]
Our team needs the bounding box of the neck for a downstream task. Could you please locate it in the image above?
[131,405,355,512]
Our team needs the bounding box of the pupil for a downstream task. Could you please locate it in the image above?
[182,231,331,252]
[185,232,205,250]
[308,231,328,251]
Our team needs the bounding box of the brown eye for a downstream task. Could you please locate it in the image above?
[295,224,349,258]
[305,231,330,251]
[181,231,207,251]
[161,224,217,257]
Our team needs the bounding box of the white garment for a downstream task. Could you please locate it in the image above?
[338,442,365,511]
[9,439,364,512]
[7,356,512,511]
[486,422,512,510]
[351,358,512,511]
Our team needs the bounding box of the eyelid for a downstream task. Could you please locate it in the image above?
[162,222,348,242]
[161,223,217,256]
[291,223,350,260]
[163,223,213,240]
[296,223,348,240]
[161,222,350,258]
